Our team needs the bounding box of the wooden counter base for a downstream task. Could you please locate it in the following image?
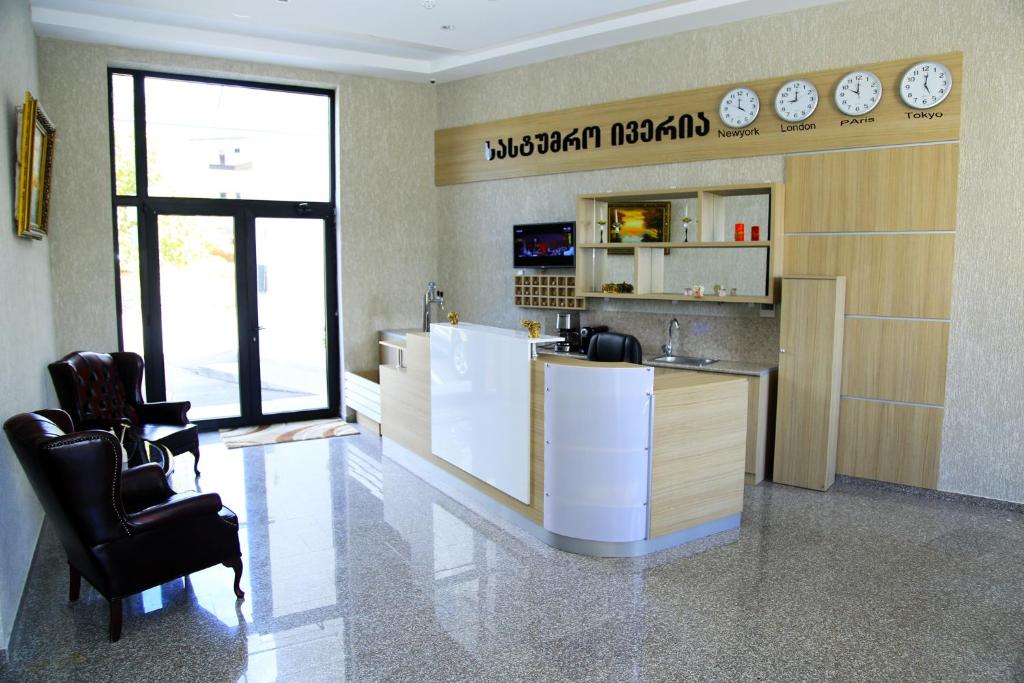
[380,333,747,543]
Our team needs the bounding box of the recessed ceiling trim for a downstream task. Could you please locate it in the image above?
[32,0,847,83]
[429,0,847,81]
[32,7,433,77]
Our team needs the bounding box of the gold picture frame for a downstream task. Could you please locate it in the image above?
[15,91,56,239]
[607,202,671,243]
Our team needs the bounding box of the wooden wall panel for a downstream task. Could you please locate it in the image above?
[842,319,950,404]
[436,52,961,185]
[784,234,955,318]
[837,399,943,488]
[785,145,959,232]
[781,144,957,492]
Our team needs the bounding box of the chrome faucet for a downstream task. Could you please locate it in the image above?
[663,317,680,356]
[423,282,445,332]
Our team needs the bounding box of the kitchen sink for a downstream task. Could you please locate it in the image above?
[649,355,719,367]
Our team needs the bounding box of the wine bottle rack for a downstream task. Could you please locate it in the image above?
[514,275,587,310]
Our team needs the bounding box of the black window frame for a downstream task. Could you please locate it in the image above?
[107,68,340,430]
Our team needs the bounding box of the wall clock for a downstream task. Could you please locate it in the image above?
[719,87,760,128]
[774,79,819,122]
[899,61,952,109]
[834,70,882,116]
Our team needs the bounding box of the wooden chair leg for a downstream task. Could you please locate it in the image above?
[109,598,123,642]
[223,558,244,599]
[69,564,81,602]
[192,448,201,476]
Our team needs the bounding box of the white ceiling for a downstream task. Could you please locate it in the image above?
[32,0,846,83]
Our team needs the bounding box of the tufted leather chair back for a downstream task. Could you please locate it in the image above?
[586,332,644,365]
[49,352,140,429]
[4,411,131,560]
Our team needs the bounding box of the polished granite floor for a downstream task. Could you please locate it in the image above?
[1,427,1022,682]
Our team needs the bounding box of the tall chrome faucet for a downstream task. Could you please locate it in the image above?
[663,317,680,356]
[423,282,445,332]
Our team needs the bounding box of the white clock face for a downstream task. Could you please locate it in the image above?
[900,61,952,109]
[774,79,819,122]
[719,87,760,128]
[834,70,883,116]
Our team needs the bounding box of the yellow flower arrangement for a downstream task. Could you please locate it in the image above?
[520,319,542,338]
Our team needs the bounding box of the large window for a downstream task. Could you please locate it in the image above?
[109,70,338,427]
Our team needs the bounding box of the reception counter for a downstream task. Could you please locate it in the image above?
[379,324,747,556]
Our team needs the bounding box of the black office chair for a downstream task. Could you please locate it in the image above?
[586,332,643,364]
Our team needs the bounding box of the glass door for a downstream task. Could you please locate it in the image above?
[155,213,243,420]
[143,207,339,428]
[253,216,332,417]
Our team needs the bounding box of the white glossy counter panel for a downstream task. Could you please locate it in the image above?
[543,363,654,542]
[430,323,559,504]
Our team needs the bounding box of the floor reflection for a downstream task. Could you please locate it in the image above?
[2,427,1022,682]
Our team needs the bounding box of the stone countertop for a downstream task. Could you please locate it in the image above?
[538,345,774,377]
[402,336,776,377]
[643,357,775,377]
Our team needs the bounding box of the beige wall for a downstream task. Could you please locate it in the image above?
[0,0,53,651]
[36,39,438,375]
[436,0,1024,502]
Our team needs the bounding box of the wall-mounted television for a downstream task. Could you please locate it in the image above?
[513,221,575,269]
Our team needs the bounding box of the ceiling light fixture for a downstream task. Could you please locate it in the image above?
[441,24,455,31]
[421,0,436,9]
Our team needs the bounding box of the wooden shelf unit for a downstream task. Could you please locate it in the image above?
[580,292,771,304]
[514,274,587,310]
[575,183,783,304]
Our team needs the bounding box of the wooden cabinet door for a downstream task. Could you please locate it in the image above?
[773,277,845,490]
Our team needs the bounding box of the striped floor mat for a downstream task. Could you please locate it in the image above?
[219,418,358,449]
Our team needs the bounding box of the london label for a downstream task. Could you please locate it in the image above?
[780,122,817,133]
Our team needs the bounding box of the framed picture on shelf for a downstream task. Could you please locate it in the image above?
[14,91,56,239]
[608,202,671,243]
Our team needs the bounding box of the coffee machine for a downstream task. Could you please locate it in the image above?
[554,313,579,353]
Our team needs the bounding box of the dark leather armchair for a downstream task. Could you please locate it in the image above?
[3,410,243,642]
[48,351,201,475]
[586,332,643,364]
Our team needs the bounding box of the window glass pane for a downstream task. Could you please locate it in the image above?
[112,73,136,195]
[116,206,144,356]
[158,215,241,420]
[144,78,330,201]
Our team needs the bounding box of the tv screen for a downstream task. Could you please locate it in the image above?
[513,222,575,269]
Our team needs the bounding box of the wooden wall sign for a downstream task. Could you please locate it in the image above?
[434,52,961,186]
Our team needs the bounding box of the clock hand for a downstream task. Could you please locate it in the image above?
[923,73,931,94]
[736,102,746,112]
[789,93,799,103]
